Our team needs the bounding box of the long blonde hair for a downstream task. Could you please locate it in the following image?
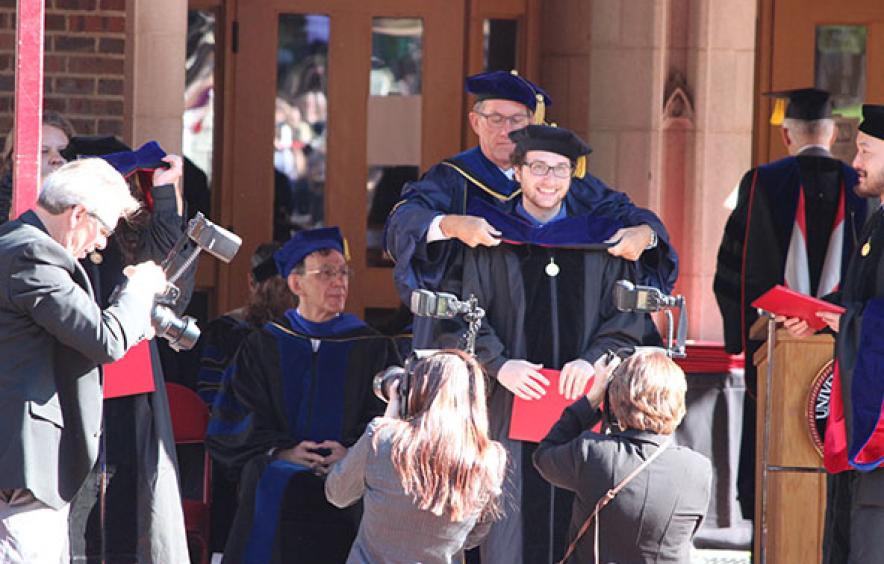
[376,350,507,522]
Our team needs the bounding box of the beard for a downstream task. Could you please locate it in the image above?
[855,166,884,199]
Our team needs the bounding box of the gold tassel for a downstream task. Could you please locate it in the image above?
[342,238,351,261]
[574,155,587,179]
[533,93,546,125]
[770,98,786,126]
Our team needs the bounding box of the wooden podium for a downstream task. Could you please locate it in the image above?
[753,322,836,563]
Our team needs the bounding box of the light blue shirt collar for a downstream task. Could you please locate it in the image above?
[515,200,567,226]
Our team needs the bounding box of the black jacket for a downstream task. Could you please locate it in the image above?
[534,397,712,564]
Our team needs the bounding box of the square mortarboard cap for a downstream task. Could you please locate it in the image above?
[765,87,833,125]
[61,136,169,209]
[62,136,168,177]
[274,226,348,278]
[466,70,552,124]
[61,135,130,160]
[859,104,884,141]
[509,125,592,177]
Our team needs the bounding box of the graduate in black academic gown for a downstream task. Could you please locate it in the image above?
[810,105,884,564]
[384,70,677,330]
[712,88,867,519]
[437,126,647,564]
[206,227,398,564]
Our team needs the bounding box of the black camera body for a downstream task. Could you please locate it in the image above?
[112,212,241,352]
[151,212,241,351]
[150,284,200,352]
[373,365,412,419]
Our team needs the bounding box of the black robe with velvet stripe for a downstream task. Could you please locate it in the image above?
[713,151,864,519]
[441,240,646,564]
[833,208,884,468]
[206,316,397,564]
[823,208,884,563]
[385,146,679,313]
[714,152,863,360]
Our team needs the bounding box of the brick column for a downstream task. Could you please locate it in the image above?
[0,0,127,147]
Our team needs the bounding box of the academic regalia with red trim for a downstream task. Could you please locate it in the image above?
[822,205,884,563]
[712,148,865,518]
[714,149,863,360]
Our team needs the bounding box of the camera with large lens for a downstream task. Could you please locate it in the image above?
[373,365,411,419]
[152,213,241,351]
[150,285,200,352]
[113,213,241,352]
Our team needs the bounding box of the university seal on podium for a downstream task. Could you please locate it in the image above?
[806,359,835,457]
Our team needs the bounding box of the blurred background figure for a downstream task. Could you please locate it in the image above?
[197,241,294,405]
[326,350,507,564]
[195,241,294,554]
[0,111,75,224]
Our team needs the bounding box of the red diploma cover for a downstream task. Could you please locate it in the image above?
[751,285,845,332]
[103,340,155,399]
[509,369,598,443]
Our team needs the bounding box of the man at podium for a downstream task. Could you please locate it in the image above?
[783,104,884,564]
[713,88,867,519]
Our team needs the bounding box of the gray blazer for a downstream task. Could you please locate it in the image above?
[0,211,154,509]
[534,397,712,564]
[326,418,493,564]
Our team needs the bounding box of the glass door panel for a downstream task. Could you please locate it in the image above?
[274,14,330,241]
[227,0,468,318]
[366,18,423,268]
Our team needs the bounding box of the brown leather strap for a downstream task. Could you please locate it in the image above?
[557,437,673,564]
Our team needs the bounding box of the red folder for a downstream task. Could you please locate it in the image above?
[751,285,845,332]
[103,340,156,399]
[509,369,597,443]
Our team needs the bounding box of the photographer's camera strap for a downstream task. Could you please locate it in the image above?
[557,437,673,564]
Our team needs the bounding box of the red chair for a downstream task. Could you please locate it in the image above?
[166,383,212,564]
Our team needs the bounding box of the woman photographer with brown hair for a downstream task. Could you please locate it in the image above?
[325,350,507,563]
[534,349,712,564]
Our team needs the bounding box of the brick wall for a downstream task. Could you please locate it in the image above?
[0,0,126,149]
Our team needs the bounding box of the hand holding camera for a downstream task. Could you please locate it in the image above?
[587,352,622,407]
[559,358,594,401]
[123,261,167,296]
[382,379,402,419]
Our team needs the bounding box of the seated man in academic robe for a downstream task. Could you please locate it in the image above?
[438,125,647,564]
[206,227,398,564]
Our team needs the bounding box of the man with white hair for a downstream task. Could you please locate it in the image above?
[713,87,869,520]
[0,158,167,562]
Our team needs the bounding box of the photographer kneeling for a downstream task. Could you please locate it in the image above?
[325,350,507,563]
[534,349,711,564]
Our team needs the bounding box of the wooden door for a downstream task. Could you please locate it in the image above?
[755,0,884,165]
[220,0,466,319]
